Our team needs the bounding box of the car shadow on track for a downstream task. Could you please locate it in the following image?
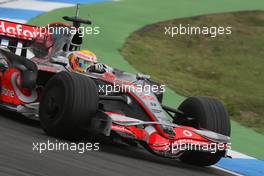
[98,141,223,175]
[0,110,40,127]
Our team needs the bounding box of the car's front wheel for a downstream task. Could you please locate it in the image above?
[176,96,230,166]
[39,71,98,139]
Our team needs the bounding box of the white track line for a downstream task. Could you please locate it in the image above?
[212,166,244,176]
[0,0,74,11]
[227,150,255,159]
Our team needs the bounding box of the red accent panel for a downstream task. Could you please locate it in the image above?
[148,132,170,151]
[111,124,135,137]
[105,112,125,116]
[102,72,116,81]
[1,68,21,105]
[127,126,148,140]
[0,68,34,105]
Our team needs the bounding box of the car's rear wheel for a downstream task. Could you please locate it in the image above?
[39,71,98,139]
[176,96,230,166]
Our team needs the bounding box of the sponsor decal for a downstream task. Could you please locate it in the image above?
[1,87,14,97]
[183,130,193,137]
[0,20,40,40]
[138,93,156,101]
[151,109,162,113]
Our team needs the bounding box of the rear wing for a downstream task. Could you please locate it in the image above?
[0,19,42,58]
[0,19,40,40]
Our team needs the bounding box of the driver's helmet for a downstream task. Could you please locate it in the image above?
[68,50,97,72]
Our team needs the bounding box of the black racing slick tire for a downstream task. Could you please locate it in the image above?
[177,96,230,166]
[39,71,98,138]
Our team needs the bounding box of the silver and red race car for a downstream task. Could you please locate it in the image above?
[0,6,231,166]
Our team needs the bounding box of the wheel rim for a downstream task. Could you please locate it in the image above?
[46,97,59,118]
[41,85,65,121]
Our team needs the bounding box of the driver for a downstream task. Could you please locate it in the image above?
[68,50,110,73]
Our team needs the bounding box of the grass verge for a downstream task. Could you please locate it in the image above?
[122,11,264,134]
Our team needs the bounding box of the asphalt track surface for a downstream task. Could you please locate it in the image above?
[0,111,235,176]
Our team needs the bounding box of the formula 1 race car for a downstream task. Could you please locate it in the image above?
[0,5,230,166]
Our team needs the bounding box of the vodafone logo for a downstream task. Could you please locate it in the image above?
[183,130,193,137]
[0,20,39,40]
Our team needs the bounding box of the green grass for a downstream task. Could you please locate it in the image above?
[29,0,264,159]
[122,11,264,134]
